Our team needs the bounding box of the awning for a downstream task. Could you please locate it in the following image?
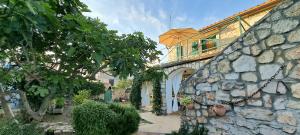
[159,28,199,48]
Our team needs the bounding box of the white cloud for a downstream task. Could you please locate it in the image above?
[175,16,187,22]
[82,0,169,62]
[203,16,220,24]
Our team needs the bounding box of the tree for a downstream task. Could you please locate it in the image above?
[0,0,161,121]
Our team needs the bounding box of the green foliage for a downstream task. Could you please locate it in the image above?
[108,104,140,135]
[75,81,105,95]
[72,101,140,135]
[167,124,208,135]
[0,119,43,135]
[115,79,133,90]
[152,78,162,115]
[130,75,143,109]
[180,96,193,106]
[130,67,165,110]
[0,0,161,119]
[54,97,65,108]
[73,90,91,105]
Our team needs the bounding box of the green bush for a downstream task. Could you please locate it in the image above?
[55,97,65,108]
[108,104,140,135]
[75,81,105,95]
[73,90,91,105]
[167,124,208,135]
[0,119,43,135]
[72,101,140,135]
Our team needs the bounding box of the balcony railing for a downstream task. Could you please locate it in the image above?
[162,38,236,65]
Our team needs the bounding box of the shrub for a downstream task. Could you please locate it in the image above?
[180,96,193,106]
[167,124,208,135]
[75,81,105,95]
[0,119,43,135]
[108,104,140,135]
[55,97,65,108]
[72,101,140,135]
[73,90,91,105]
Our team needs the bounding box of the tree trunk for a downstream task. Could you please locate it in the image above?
[18,90,55,121]
[18,90,42,121]
[0,88,15,119]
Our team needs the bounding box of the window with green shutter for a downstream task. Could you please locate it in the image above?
[176,45,183,59]
[191,41,198,55]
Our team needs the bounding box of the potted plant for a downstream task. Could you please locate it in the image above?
[180,96,194,110]
[212,104,226,116]
[52,97,65,114]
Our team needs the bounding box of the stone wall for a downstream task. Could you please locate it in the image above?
[181,0,300,134]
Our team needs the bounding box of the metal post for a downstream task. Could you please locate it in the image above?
[237,16,243,35]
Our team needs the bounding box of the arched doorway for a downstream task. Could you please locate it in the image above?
[165,68,195,114]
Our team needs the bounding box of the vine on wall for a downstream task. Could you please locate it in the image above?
[130,68,165,114]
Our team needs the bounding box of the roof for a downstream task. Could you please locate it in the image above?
[198,0,281,34]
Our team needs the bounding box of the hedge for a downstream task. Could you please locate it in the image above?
[0,119,43,135]
[72,101,140,135]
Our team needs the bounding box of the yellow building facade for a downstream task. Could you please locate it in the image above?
[161,0,281,63]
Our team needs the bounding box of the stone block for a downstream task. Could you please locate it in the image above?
[263,94,272,108]
[242,47,250,54]
[291,83,300,98]
[288,28,300,43]
[287,100,300,109]
[284,1,300,17]
[277,111,297,126]
[231,89,246,97]
[273,97,287,110]
[259,64,283,80]
[196,83,211,91]
[269,11,282,21]
[221,81,235,90]
[216,90,230,101]
[241,72,257,82]
[232,55,256,72]
[266,35,285,47]
[247,84,260,98]
[218,59,231,73]
[228,51,241,61]
[256,23,271,30]
[240,108,274,121]
[257,50,274,63]
[197,116,207,123]
[250,45,262,56]
[247,99,262,106]
[285,46,300,60]
[272,19,299,34]
[243,31,257,46]
[259,125,285,135]
[224,73,239,80]
[277,81,287,94]
[256,29,271,40]
[283,125,296,134]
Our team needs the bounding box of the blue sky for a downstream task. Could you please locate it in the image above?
[82,0,266,62]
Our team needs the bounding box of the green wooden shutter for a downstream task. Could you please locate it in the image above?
[192,41,198,55]
[176,45,183,59]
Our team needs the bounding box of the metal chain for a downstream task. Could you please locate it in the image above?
[221,64,286,105]
[192,64,285,107]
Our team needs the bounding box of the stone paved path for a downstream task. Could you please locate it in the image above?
[136,111,180,135]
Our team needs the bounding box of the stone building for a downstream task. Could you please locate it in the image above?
[179,0,300,134]
[158,0,282,114]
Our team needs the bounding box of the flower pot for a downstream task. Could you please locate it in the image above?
[52,107,64,114]
[213,104,226,116]
[187,104,194,110]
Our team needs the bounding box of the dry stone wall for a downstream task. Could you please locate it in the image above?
[181,0,300,134]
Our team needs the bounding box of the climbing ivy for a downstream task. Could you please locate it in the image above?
[130,67,165,113]
[152,78,162,115]
[130,74,143,109]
